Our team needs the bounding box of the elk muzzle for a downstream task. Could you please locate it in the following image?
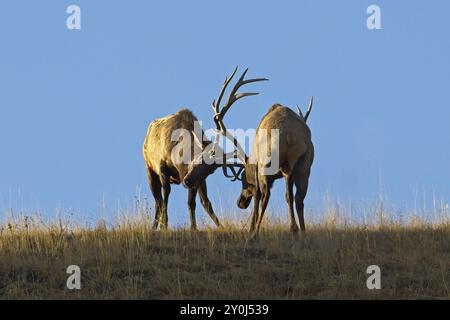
[237,191,253,209]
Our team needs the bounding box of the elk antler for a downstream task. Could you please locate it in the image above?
[297,96,314,122]
[296,104,304,119]
[211,66,268,180]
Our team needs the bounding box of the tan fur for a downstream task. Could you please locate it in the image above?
[143,108,199,183]
[143,108,221,230]
[182,103,315,237]
[252,104,313,177]
[242,104,315,237]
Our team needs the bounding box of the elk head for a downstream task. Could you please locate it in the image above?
[236,165,258,209]
[183,67,268,188]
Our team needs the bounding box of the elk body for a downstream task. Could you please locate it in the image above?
[236,103,314,236]
[183,68,314,238]
[143,108,221,230]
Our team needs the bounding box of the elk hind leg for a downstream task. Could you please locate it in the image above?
[294,161,311,233]
[285,175,299,233]
[187,187,198,231]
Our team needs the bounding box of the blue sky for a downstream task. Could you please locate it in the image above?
[1,1,449,225]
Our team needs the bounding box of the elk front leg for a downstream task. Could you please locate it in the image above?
[159,167,171,230]
[198,180,222,228]
[146,166,163,230]
[249,192,260,233]
[250,178,273,239]
[187,188,198,231]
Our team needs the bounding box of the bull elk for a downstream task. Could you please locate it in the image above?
[183,67,314,238]
[143,109,222,230]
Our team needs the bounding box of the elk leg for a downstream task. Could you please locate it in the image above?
[294,162,311,233]
[294,188,307,232]
[160,168,171,230]
[252,179,272,237]
[249,192,261,233]
[285,175,299,233]
[187,187,198,231]
[147,166,163,230]
[198,180,222,227]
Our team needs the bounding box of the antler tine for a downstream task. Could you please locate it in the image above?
[212,66,239,117]
[296,104,304,118]
[221,92,259,117]
[221,68,269,116]
[210,67,268,170]
[222,165,236,180]
[230,165,245,181]
[304,96,314,122]
[223,164,245,181]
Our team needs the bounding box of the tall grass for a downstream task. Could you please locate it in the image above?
[0,198,449,299]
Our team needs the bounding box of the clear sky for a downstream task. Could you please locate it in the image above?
[1,1,449,225]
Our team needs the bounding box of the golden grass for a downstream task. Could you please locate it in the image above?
[0,206,450,300]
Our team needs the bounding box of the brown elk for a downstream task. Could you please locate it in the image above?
[143,108,222,230]
[183,68,314,238]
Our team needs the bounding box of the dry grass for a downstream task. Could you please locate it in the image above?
[0,204,450,300]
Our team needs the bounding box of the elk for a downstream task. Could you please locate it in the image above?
[183,68,314,238]
[142,108,222,230]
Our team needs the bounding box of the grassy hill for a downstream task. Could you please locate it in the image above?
[0,212,449,299]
